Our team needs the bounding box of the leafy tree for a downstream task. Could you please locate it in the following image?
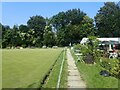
[74,36,100,64]
[80,16,95,37]
[2,25,11,38]
[27,15,46,47]
[17,25,36,47]
[27,15,46,31]
[13,25,18,31]
[58,16,95,46]
[43,25,56,47]
[2,29,12,48]
[51,9,86,29]
[51,9,89,46]
[2,25,14,48]
[10,25,19,47]
[26,29,36,46]
[0,23,2,48]
[95,2,120,37]
[0,23,2,39]
[51,12,66,29]
[56,28,68,46]
[65,9,86,25]
[19,24,29,33]
[16,25,30,47]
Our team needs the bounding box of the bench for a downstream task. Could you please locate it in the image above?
[75,53,83,63]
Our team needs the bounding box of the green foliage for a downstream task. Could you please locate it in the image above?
[2,23,42,48]
[19,24,29,33]
[73,44,81,50]
[0,23,2,38]
[27,15,46,46]
[2,25,37,48]
[71,50,118,88]
[0,23,2,48]
[87,36,101,62]
[74,36,100,63]
[51,9,95,46]
[81,16,95,36]
[95,2,120,37]
[110,59,120,78]
[43,25,56,47]
[27,15,46,32]
[2,29,13,48]
[100,58,120,79]
[1,3,120,48]
[100,59,111,70]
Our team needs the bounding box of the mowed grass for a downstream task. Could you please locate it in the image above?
[2,48,63,88]
[43,49,68,88]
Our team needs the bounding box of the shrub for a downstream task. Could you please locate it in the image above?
[22,44,26,48]
[73,44,81,51]
[100,58,120,79]
[109,59,120,79]
[74,36,101,64]
[100,59,111,71]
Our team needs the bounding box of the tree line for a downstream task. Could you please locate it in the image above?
[0,2,120,48]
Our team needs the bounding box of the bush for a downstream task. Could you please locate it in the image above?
[22,44,26,48]
[74,36,101,64]
[100,59,111,70]
[35,43,42,48]
[109,59,120,78]
[100,58,120,79]
[84,54,94,64]
[73,44,81,50]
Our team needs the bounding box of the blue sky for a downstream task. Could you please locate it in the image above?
[2,2,104,28]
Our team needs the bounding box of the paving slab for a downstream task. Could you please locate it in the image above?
[68,81,86,87]
[68,72,81,76]
[67,49,86,88]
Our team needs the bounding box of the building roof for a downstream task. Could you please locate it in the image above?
[80,37,120,44]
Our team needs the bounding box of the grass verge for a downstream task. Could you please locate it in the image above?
[43,49,67,88]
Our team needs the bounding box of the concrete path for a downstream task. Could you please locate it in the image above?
[67,49,86,88]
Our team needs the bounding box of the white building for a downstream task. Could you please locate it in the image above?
[80,38,120,45]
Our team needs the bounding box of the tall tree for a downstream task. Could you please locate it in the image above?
[51,9,86,29]
[2,27,12,48]
[43,25,56,47]
[19,25,29,33]
[27,15,46,47]
[0,23,2,39]
[0,23,2,48]
[80,16,95,37]
[95,2,120,37]
[27,15,46,31]
[51,9,95,46]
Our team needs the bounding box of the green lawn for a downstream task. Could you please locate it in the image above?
[71,49,118,88]
[2,48,63,88]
